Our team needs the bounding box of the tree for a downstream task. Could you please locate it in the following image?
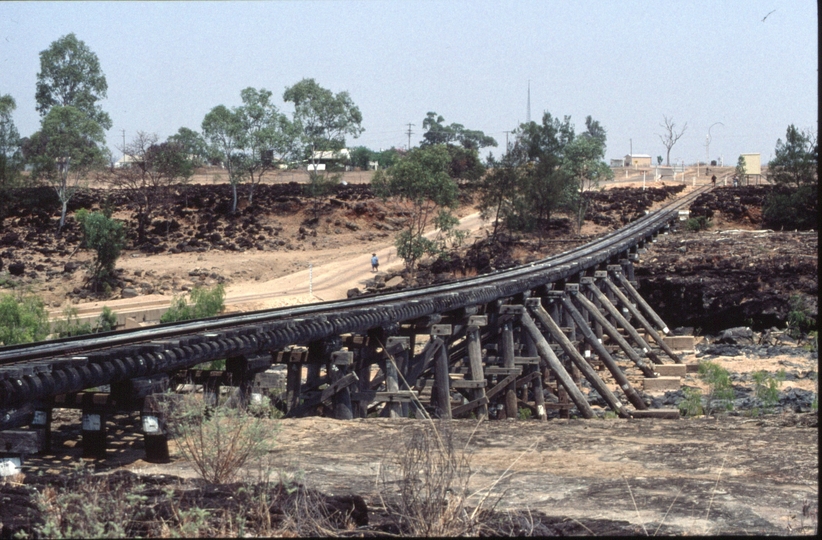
[477,143,528,240]
[234,87,295,205]
[160,284,225,323]
[658,115,686,167]
[372,145,458,275]
[283,78,364,171]
[75,208,126,292]
[420,112,496,183]
[510,112,575,243]
[766,125,818,188]
[1,95,23,229]
[108,132,194,244]
[28,105,107,231]
[0,94,22,189]
[35,33,112,130]
[762,125,818,230]
[734,155,747,184]
[560,117,613,233]
[202,104,246,214]
[168,127,209,167]
[0,293,50,345]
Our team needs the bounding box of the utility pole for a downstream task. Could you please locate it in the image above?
[121,129,126,157]
[406,123,415,151]
[503,130,512,151]
[526,80,531,124]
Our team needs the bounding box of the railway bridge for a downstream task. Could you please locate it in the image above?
[0,185,710,472]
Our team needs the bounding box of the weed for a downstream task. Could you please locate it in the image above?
[752,369,786,414]
[686,216,711,232]
[679,386,704,416]
[698,362,735,416]
[518,407,532,420]
[162,392,279,484]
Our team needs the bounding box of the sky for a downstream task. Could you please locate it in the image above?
[0,0,817,166]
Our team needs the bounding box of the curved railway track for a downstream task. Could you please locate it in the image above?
[0,185,711,427]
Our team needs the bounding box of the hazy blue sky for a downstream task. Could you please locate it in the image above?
[1,0,817,166]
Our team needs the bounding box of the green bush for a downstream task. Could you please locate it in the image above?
[698,362,735,416]
[679,386,704,417]
[53,305,118,337]
[75,208,126,290]
[762,184,818,231]
[686,215,711,232]
[787,294,817,339]
[752,369,785,415]
[0,293,49,345]
[161,283,225,323]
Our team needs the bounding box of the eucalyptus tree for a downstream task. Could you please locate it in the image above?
[372,144,458,275]
[234,87,295,205]
[202,104,246,214]
[0,94,22,189]
[168,127,209,167]
[27,105,107,231]
[421,112,497,183]
[560,117,613,233]
[35,33,112,130]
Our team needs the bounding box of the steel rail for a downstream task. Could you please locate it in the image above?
[0,185,709,415]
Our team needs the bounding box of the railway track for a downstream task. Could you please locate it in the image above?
[0,185,711,436]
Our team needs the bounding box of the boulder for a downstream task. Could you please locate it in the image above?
[8,262,25,276]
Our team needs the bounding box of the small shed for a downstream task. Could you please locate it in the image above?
[610,158,626,168]
[624,154,652,168]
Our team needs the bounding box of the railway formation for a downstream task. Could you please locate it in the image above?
[0,184,711,471]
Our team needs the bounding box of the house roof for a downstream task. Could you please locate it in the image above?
[310,149,350,160]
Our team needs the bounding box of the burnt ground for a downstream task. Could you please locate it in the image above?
[0,183,818,537]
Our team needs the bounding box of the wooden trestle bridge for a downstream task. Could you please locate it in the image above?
[0,185,711,469]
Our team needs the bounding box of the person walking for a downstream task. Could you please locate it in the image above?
[371,253,379,272]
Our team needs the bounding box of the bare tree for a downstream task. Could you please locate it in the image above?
[107,132,193,244]
[658,115,687,166]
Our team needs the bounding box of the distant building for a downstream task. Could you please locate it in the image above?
[610,158,626,168]
[308,148,350,171]
[624,154,652,168]
[114,154,140,168]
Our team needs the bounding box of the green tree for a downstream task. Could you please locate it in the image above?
[283,78,364,172]
[109,132,193,243]
[168,127,209,167]
[0,94,22,188]
[234,87,295,205]
[734,155,747,184]
[160,284,226,323]
[420,112,496,183]
[28,105,108,231]
[348,145,374,170]
[477,144,528,240]
[0,294,50,345]
[560,117,613,233]
[202,104,246,214]
[372,145,458,275]
[763,125,818,230]
[767,125,817,188]
[0,94,23,230]
[75,208,126,291]
[35,33,112,130]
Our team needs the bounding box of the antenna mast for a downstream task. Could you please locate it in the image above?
[527,80,531,124]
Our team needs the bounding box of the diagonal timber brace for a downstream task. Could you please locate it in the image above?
[500,305,594,419]
[521,301,631,417]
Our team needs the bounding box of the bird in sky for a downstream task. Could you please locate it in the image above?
[762,9,776,22]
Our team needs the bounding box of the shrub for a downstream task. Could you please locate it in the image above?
[686,215,711,232]
[787,294,817,340]
[752,369,786,415]
[163,393,278,484]
[679,386,704,417]
[161,283,225,323]
[75,208,126,290]
[0,293,49,345]
[698,362,735,416]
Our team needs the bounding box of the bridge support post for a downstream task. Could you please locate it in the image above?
[330,351,355,420]
[501,320,518,419]
[142,394,170,463]
[81,408,106,459]
[31,407,52,454]
[381,337,409,418]
[432,337,452,420]
[466,316,489,420]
